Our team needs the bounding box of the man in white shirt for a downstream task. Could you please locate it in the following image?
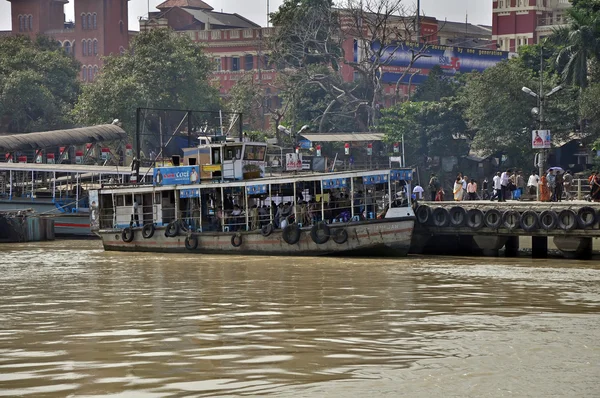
[412,184,425,200]
[500,169,511,202]
[491,172,501,201]
[527,170,539,195]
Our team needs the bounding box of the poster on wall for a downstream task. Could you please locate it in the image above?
[532,130,551,149]
[153,166,200,186]
[285,153,303,171]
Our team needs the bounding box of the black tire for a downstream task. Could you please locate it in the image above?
[484,209,502,229]
[282,224,301,245]
[332,229,348,244]
[539,210,558,230]
[164,221,180,237]
[185,235,198,250]
[142,223,155,239]
[502,210,521,230]
[519,210,539,232]
[261,223,274,237]
[577,206,596,229]
[431,207,450,227]
[310,222,330,244]
[557,209,578,231]
[416,205,431,225]
[449,206,467,227]
[231,233,243,247]
[466,209,484,230]
[121,227,134,243]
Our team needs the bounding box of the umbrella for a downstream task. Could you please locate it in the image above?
[547,167,565,174]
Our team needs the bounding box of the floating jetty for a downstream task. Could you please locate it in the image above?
[411,201,600,259]
[0,210,55,243]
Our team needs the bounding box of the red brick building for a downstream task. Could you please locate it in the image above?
[4,0,132,82]
[492,0,571,52]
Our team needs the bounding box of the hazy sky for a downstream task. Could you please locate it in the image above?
[0,0,492,32]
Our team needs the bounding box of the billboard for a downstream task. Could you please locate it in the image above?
[532,130,551,149]
[355,41,510,84]
[154,166,200,186]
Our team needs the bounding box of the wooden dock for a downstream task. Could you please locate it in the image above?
[0,210,55,243]
[411,201,600,259]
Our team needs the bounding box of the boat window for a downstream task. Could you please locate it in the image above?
[125,195,132,206]
[116,195,124,207]
[154,193,161,204]
[224,146,242,161]
[243,145,266,161]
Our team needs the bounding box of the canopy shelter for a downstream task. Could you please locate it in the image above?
[299,133,385,142]
[0,125,127,152]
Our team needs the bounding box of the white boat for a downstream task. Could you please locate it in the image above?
[93,140,416,257]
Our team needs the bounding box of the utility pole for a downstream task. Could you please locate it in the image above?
[416,0,421,43]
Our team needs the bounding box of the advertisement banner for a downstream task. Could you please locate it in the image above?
[180,188,201,198]
[532,130,551,149]
[362,174,389,185]
[285,153,303,171]
[154,166,200,186]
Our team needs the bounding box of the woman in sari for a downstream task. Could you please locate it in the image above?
[539,174,550,202]
[592,173,600,202]
[453,177,464,201]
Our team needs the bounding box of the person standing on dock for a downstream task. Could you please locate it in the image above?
[500,169,512,202]
[563,170,574,200]
[467,179,478,200]
[461,176,468,201]
[428,173,440,201]
[453,177,464,201]
[491,172,501,201]
[527,170,539,195]
[547,170,557,202]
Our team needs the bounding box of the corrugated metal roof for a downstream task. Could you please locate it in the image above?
[157,0,213,10]
[182,8,259,28]
[0,162,151,176]
[0,125,127,152]
[300,133,385,142]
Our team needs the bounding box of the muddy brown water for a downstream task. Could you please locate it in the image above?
[0,241,599,397]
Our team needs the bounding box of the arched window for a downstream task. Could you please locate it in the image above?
[64,41,71,54]
[82,40,87,55]
[119,21,124,34]
[87,14,92,30]
[88,66,93,82]
[82,66,87,81]
[28,15,32,31]
[93,13,97,29]
[93,65,99,78]
[81,13,86,30]
[18,15,23,32]
[119,46,125,55]
[93,39,98,55]
[87,39,92,55]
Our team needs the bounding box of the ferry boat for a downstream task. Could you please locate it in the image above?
[93,140,416,256]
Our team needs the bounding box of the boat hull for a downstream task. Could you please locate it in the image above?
[0,199,92,237]
[99,217,415,257]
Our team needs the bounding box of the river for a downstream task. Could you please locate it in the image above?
[0,241,599,397]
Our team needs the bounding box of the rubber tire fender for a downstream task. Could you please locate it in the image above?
[449,206,467,227]
[502,210,521,230]
[332,229,348,244]
[261,223,274,237]
[142,223,155,239]
[122,227,134,243]
[431,207,450,227]
[519,210,539,232]
[164,221,180,237]
[282,224,301,245]
[577,206,596,229]
[416,205,431,225]
[310,222,331,244]
[484,209,502,229]
[466,209,485,230]
[557,209,578,231]
[539,210,558,230]
[185,235,198,250]
[231,233,243,247]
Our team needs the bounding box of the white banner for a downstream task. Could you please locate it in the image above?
[285,153,303,171]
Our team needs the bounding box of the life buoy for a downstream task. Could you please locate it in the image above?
[416,205,431,225]
[282,224,301,245]
[431,207,450,227]
[577,206,596,229]
[449,206,466,227]
[484,209,502,229]
[502,210,521,230]
[519,210,539,232]
[231,233,243,247]
[466,209,484,230]
[557,209,578,231]
[310,222,330,244]
[261,223,274,237]
[122,227,134,243]
[164,221,180,237]
[185,235,198,250]
[332,229,348,244]
[142,223,155,239]
[539,210,558,230]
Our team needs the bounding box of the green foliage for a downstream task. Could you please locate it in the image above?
[0,35,80,133]
[227,73,265,131]
[412,66,463,102]
[73,29,220,138]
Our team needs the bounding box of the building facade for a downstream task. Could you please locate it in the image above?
[5,0,131,82]
[492,0,571,52]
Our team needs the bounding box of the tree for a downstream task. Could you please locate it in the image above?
[0,35,80,133]
[227,73,267,132]
[411,66,462,102]
[73,28,220,139]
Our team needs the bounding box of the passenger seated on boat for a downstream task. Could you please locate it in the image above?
[229,205,243,231]
[258,205,269,226]
[274,203,283,228]
[250,205,259,230]
[212,206,224,231]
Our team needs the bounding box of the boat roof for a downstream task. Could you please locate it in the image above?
[0,125,126,152]
[0,162,151,176]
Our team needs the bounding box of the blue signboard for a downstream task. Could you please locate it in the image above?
[298,139,312,150]
[362,174,389,185]
[357,41,510,84]
[391,170,412,181]
[180,188,201,198]
[154,166,200,186]
[322,178,348,189]
[246,184,268,195]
